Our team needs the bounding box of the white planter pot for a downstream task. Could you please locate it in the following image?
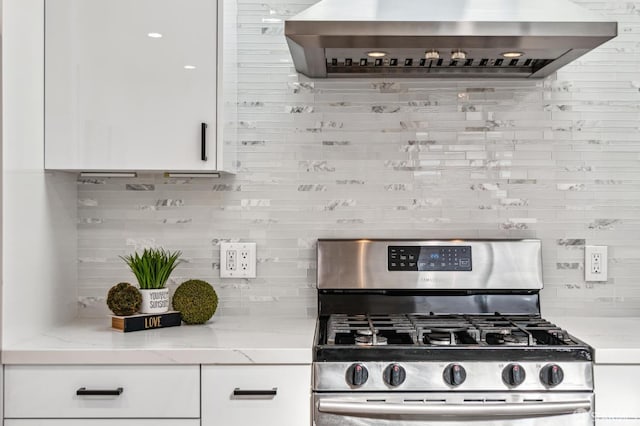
[139,288,170,314]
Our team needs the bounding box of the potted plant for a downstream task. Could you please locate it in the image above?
[120,248,182,314]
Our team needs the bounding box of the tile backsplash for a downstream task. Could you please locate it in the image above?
[78,0,640,318]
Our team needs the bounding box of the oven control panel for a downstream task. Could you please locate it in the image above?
[388,246,472,271]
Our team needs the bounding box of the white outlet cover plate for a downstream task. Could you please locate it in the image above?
[585,245,608,282]
[220,242,257,278]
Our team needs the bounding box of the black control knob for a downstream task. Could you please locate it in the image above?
[540,364,564,387]
[443,363,466,387]
[346,363,369,387]
[383,364,406,387]
[502,363,526,387]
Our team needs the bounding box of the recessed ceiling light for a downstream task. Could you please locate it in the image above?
[184,65,197,70]
[502,51,524,58]
[367,51,387,58]
[147,32,163,38]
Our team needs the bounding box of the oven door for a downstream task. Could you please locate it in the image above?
[314,392,594,426]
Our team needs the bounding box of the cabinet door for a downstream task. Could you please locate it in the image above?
[202,365,311,426]
[45,0,217,171]
[595,365,640,424]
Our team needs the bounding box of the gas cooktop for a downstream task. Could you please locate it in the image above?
[324,313,578,347]
[315,313,592,362]
[316,312,592,362]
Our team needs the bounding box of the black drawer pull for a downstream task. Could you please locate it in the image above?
[233,388,277,397]
[76,387,124,396]
[201,122,208,161]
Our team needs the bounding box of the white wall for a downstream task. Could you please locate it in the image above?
[2,0,77,345]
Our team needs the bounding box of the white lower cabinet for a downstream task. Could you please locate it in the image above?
[595,365,640,425]
[4,364,312,425]
[4,365,200,419]
[202,365,311,426]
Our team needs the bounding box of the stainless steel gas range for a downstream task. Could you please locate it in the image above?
[312,239,593,426]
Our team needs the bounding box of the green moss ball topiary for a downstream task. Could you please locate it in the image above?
[107,282,142,316]
[172,279,219,324]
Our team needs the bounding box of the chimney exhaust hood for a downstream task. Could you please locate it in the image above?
[284,0,617,78]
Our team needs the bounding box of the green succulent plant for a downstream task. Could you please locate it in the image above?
[120,248,182,289]
[106,282,142,316]
[172,279,219,324]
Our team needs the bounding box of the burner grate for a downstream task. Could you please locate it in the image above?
[323,313,580,347]
[327,314,417,346]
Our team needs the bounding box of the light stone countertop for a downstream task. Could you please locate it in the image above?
[1,315,318,365]
[5,315,639,366]
[548,316,640,365]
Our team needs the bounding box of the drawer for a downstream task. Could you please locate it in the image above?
[202,365,311,426]
[5,421,200,426]
[5,365,199,418]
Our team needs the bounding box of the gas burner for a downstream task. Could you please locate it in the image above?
[356,328,378,336]
[426,331,455,346]
[485,331,528,346]
[355,335,388,346]
[424,327,468,346]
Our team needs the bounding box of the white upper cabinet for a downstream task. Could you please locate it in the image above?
[45,0,224,171]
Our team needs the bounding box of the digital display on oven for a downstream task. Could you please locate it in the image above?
[388,246,472,271]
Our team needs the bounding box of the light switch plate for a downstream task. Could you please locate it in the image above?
[220,242,257,278]
[585,245,608,282]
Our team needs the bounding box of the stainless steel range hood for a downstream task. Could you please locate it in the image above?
[284,0,617,78]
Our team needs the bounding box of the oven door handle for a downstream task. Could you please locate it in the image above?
[317,399,591,419]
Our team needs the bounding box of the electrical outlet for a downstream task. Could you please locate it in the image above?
[592,253,601,274]
[585,245,608,282]
[220,242,257,278]
[226,249,237,271]
[239,249,251,272]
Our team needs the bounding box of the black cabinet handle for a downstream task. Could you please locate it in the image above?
[233,387,277,397]
[201,122,208,161]
[76,387,124,396]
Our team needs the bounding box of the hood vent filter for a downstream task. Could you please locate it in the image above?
[327,57,554,77]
